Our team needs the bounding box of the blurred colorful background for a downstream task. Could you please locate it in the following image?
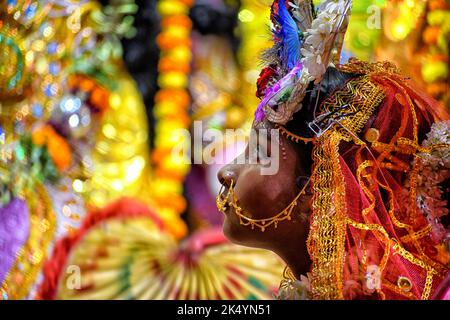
[0,0,448,300]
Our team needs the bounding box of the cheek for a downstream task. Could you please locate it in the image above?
[234,166,298,220]
[222,140,304,247]
[234,172,278,219]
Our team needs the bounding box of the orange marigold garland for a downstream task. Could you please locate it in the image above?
[151,0,194,217]
[32,124,72,172]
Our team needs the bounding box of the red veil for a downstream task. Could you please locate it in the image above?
[306,59,449,300]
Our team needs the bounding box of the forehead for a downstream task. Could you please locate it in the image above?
[252,119,274,131]
[250,120,280,143]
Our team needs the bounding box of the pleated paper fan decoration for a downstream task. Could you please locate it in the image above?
[53,220,283,300]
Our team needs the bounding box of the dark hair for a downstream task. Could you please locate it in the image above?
[285,67,361,138]
[285,67,361,177]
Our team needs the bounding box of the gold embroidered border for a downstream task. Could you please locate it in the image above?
[338,59,401,75]
[306,60,448,300]
[400,225,432,243]
[321,75,385,142]
[307,73,385,299]
[308,131,347,299]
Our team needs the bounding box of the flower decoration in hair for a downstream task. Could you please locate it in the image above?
[256,65,279,99]
[255,0,352,125]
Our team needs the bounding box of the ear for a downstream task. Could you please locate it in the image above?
[296,176,310,189]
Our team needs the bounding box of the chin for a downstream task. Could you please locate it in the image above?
[222,217,245,245]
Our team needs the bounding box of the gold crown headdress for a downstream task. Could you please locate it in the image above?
[255,0,352,125]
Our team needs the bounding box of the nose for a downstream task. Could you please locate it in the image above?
[217,165,238,188]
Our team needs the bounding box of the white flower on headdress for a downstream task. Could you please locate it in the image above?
[300,69,314,84]
[258,0,352,124]
[310,17,335,34]
[301,48,326,80]
[300,5,343,82]
[304,21,334,53]
[311,11,337,30]
[303,37,324,54]
[324,0,349,14]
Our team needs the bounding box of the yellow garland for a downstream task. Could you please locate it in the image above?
[152,0,193,218]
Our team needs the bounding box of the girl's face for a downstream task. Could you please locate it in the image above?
[217,120,313,253]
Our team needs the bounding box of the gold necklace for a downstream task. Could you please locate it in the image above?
[216,178,311,232]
